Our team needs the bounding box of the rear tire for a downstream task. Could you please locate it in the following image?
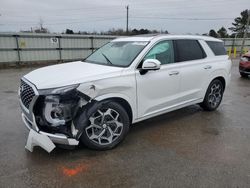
[200,79,224,111]
[240,72,249,78]
[79,100,130,150]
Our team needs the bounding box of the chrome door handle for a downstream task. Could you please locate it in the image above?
[204,65,212,70]
[169,71,179,76]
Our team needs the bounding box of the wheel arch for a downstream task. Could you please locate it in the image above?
[108,97,133,124]
[206,68,228,92]
[211,76,226,91]
[201,73,227,101]
[95,94,134,124]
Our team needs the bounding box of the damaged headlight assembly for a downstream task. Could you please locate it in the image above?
[38,84,80,127]
[39,84,80,95]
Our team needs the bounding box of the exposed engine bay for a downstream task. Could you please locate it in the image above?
[33,89,92,141]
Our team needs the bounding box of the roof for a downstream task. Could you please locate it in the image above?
[113,34,222,42]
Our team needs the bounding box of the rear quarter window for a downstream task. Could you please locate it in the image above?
[174,40,206,62]
[206,41,226,56]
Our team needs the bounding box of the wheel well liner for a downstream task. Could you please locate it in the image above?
[212,76,226,91]
[104,97,133,123]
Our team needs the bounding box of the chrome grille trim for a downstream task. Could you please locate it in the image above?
[20,79,36,109]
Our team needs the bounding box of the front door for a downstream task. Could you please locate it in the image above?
[136,40,181,118]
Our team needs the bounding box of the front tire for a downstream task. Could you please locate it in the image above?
[200,79,224,111]
[79,101,130,150]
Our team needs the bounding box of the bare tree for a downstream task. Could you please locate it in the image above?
[34,18,49,33]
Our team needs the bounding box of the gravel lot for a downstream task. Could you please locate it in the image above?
[0,60,250,188]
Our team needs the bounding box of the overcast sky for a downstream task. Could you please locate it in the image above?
[0,0,249,34]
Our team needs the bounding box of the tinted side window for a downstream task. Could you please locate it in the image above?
[144,40,174,65]
[174,40,206,62]
[206,41,226,56]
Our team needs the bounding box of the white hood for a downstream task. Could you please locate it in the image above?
[24,61,123,89]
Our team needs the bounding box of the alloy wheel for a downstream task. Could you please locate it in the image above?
[208,83,222,108]
[85,108,124,145]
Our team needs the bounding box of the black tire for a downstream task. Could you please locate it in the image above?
[200,79,224,111]
[79,100,130,150]
[240,72,249,78]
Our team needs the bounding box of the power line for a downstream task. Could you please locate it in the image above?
[3,17,124,26]
[2,5,123,13]
[1,14,235,26]
[1,10,125,18]
[131,16,234,21]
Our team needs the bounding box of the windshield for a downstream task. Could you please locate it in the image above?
[85,41,148,67]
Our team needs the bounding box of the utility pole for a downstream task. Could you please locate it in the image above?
[126,5,129,35]
[240,9,250,57]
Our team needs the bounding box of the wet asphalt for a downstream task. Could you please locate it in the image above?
[0,60,250,188]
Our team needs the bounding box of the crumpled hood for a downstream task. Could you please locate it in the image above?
[24,61,123,89]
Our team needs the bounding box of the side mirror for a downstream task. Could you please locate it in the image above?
[142,59,161,71]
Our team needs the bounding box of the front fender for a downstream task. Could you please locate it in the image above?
[95,93,136,122]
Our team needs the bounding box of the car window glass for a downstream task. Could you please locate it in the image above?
[206,41,226,56]
[86,41,148,67]
[144,40,174,65]
[175,40,206,62]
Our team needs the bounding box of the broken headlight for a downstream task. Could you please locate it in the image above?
[43,95,80,127]
[39,84,80,95]
[38,84,80,127]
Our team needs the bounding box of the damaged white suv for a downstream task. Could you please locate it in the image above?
[19,35,231,153]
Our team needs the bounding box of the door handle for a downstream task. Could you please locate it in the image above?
[204,65,212,70]
[169,71,179,76]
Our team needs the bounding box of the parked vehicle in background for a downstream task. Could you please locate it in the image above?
[239,51,250,78]
[19,34,232,153]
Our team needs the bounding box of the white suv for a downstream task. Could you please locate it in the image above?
[19,35,231,152]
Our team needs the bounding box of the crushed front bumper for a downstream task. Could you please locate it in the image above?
[19,78,79,153]
[22,113,79,153]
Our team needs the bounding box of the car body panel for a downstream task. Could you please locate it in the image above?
[135,63,181,118]
[77,68,137,121]
[239,52,250,75]
[24,61,124,89]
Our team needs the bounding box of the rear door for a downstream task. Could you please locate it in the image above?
[173,39,211,102]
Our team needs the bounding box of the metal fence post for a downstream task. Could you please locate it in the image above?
[90,36,94,53]
[14,35,21,66]
[58,36,62,63]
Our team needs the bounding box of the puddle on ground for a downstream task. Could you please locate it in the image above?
[202,127,220,135]
[3,90,16,94]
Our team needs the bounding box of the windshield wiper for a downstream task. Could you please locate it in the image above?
[102,53,113,65]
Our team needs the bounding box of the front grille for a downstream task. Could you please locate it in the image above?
[20,80,36,109]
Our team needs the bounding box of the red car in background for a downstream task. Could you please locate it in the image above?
[239,51,250,78]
